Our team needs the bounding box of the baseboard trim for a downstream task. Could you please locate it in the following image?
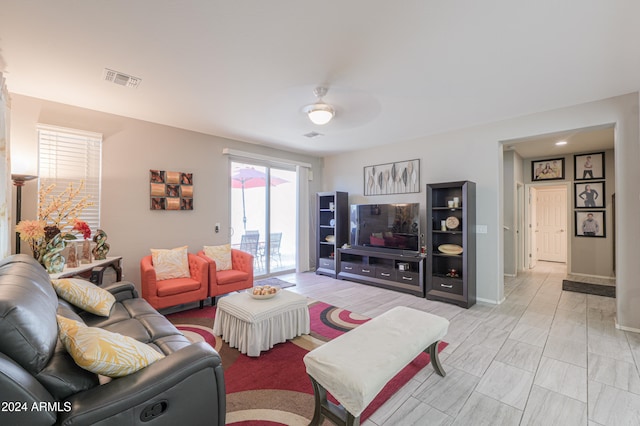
[616,321,640,333]
[476,296,504,305]
[504,273,517,278]
[568,272,616,281]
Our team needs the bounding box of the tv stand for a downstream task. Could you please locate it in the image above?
[337,247,425,297]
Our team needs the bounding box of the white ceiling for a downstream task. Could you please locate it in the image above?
[504,125,614,159]
[1,1,638,156]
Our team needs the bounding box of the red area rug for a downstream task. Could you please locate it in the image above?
[167,299,447,425]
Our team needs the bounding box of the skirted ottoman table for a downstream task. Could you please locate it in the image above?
[213,289,310,357]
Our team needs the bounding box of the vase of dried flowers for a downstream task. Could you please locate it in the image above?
[15,181,93,270]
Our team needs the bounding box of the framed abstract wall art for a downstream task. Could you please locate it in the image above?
[150,170,193,210]
[363,159,420,196]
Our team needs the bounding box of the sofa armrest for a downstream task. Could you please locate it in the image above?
[100,281,138,301]
[0,353,57,426]
[58,342,225,426]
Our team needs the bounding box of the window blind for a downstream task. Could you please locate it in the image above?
[37,125,102,234]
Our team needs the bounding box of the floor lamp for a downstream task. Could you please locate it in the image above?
[12,174,37,254]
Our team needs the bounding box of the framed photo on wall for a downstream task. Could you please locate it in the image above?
[531,158,565,181]
[574,181,605,209]
[575,210,606,238]
[574,152,604,180]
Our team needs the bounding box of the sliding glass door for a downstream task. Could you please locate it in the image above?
[230,161,297,276]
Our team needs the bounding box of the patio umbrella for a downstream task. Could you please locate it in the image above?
[231,167,288,231]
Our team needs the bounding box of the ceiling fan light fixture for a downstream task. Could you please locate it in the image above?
[303,86,335,125]
[304,102,335,125]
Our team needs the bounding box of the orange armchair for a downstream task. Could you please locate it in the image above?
[140,253,208,310]
[197,249,253,300]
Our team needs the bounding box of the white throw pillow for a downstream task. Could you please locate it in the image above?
[203,244,232,271]
[150,246,190,280]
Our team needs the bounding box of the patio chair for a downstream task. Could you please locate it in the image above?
[240,231,261,270]
[260,232,282,268]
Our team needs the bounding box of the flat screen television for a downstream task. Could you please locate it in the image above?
[350,203,420,253]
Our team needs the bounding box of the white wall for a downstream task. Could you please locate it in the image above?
[9,94,324,289]
[0,75,11,259]
[324,127,506,304]
[323,93,640,330]
[9,92,640,330]
[503,150,521,276]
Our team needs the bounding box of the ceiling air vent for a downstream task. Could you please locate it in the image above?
[303,131,323,138]
[103,68,141,88]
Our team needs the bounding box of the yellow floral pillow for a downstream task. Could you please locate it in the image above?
[56,315,165,378]
[203,244,232,271]
[151,246,190,280]
[51,278,116,317]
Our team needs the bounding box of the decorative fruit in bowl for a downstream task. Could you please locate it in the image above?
[249,285,280,299]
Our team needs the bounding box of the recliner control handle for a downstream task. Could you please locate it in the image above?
[140,400,168,422]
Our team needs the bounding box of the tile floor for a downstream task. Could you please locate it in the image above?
[278,261,640,425]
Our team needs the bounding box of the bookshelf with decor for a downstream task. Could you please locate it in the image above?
[316,191,349,277]
[426,181,476,308]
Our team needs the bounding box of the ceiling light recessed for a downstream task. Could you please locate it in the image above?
[555,140,568,146]
[303,87,335,125]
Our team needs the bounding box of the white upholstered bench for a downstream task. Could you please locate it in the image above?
[303,306,449,426]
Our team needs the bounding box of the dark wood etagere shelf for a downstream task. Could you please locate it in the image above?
[426,181,476,308]
[316,191,349,278]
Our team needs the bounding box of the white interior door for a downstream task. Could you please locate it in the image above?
[535,187,567,263]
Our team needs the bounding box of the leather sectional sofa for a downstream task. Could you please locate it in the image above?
[0,254,225,425]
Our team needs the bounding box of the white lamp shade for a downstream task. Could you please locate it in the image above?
[304,103,335,125]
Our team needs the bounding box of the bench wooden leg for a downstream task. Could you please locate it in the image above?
[308,375,360,426]
[427,340,446,377]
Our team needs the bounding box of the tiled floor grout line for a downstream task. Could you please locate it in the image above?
[516,266,554,425]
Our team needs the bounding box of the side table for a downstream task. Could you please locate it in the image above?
[49,256,123,285]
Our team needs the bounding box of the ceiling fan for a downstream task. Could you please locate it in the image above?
[302,87,335,125]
